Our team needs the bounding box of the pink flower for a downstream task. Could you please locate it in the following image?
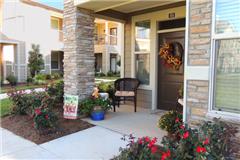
[45,115,49,120]
[35,108,41,115]
[182,131,189,139]
[180,125,185,129]
[203,138,209,145]
[175,118,179,123]
[138,138,143,144]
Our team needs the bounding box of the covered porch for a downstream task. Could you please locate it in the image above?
[63,0,187,110]
[83,104,167,143]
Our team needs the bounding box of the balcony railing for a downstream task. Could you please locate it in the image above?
[94,34,117,45]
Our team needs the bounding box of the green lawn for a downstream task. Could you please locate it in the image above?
[0,98,13,117]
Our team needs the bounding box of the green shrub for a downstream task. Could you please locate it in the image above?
[113,135,159,160]
[47,80,64,104]
[79,97,111,116]
[8,91,54,116]
[33,107,57,130]
[158,110,183,134]
[45,74,52,80]
[34,74,46,81]
[95,72,106,77]
[160,118,238,160]
[6,75,17,86]
[27,76,33,84]
[51,72,62,79]
[7,90,28,115]
[97,82,115,100]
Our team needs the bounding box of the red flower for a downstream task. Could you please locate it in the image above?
[138,138,143,144]
[182,131,189,139]
[145,137,150,142]
[161,150,171,160]
[203,138,209,145]
[196,146,207,153]
[151,146,158,154]
[175,117,179,123]
[45,115,49,120]
[35,108,41,115]
[147,137,157,148]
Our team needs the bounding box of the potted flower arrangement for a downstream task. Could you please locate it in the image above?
[79,87,111,121]
[158,110,183,136]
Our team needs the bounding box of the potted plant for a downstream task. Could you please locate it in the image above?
[79,97,111,121]
[158,110,183,136]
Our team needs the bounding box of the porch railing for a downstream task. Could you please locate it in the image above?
[94,34,117,45]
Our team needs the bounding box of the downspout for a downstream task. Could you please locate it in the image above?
[183,0,190,124]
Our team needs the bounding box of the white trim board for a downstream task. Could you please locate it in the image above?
[185,66,209,80]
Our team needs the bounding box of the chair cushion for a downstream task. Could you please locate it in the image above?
[115,91,135,97]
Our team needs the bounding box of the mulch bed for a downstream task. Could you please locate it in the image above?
[0,107,94,144]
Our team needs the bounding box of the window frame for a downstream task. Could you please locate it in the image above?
[51,52,60,70]
[133,20,151,88]
[209,0,240,118]
[51,17,60,30]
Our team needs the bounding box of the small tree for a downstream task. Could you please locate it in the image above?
[28,44,44,77]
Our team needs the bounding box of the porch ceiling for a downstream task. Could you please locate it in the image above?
[74,0,185,13]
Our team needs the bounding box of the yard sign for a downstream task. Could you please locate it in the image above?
[63,94,79,119]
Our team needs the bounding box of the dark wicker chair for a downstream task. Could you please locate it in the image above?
[113,78,140,112]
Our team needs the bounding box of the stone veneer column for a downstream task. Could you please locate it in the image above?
[63,0,95,100]
[187,0,212,124]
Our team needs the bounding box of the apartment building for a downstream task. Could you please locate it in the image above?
[1,0,63,82]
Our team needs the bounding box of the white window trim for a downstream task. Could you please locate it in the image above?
[209,0,240,120]
[132,19,152,89]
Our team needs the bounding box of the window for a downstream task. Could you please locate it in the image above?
[110,28,117,45]
[134,21,150,85]
[51,52,59,69]
[136,54,150,85]
[212,0,240,114]
[135,21,150,52]
[215,1,240,34]
[51,17,59,30]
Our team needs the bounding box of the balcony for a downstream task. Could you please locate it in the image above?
[94,34,117,46]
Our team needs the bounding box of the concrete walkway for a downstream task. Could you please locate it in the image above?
[0,127,127,160]
[0,105,165,159]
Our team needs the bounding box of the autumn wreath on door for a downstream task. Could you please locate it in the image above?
[159,42,184,70]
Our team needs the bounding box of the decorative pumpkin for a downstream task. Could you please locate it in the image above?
[159,42,183,70]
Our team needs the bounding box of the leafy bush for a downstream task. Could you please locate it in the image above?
[160,118,238,160]
[8,90,29,115]
[158,110,183,134]
[97,82,115,100]
[95,72,106,77]
[45,74,52,80]
[34,74,46,81]
[51,72,62,80]
[33,74,47,85]
[8,90,54,116]
[113,135,159,160]
[6,75,17,86]
[79,97,111,116]
[33,107,57,130]
[27,76,33,84]
[47,80,64,104]
[107,71,120,77]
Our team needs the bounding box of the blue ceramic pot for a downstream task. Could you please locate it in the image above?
[91,111,105,121]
